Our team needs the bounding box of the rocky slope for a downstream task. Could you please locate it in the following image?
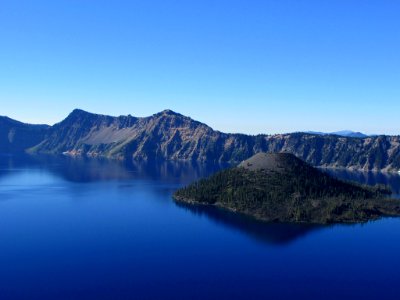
[0,116,49,154]
[1,109,399,172]
[174,153,399,224]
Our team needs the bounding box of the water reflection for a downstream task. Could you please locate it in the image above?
[2,155,398,195]
[324,168,400,198]
[0,154,229,184]
[175,201,322,245]
[1,155,399,246]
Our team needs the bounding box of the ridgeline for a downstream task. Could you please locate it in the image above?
[1,109,400,172]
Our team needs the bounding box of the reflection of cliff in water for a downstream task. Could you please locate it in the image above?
[2,156,399,197]
[0,154,229,184]
[175,201,323,246]
[324,168,400,198]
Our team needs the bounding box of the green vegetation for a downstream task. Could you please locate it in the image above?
[174,153,400,224]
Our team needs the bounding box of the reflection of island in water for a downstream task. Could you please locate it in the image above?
[175,201,324,245]
[1,154,399,246]
[173,169,400,245]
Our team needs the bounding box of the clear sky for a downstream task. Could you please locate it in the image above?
[0,0,399,135]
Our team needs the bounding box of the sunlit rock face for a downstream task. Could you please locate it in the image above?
[1,109,399,172]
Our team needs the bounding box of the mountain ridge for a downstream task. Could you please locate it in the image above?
[0,116,49,154]
[1,109,400,172]
[305,130,369,138]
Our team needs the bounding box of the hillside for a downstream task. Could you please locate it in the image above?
[174,153,400,224]
[0,109,399,172]
[0,116,49,154]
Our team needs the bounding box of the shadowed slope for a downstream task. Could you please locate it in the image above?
[0,116,49,154]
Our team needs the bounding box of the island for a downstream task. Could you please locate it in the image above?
[173,153,400,224]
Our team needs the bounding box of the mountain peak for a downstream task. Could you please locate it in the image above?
[63,109,102,122]
[332,130,367,138]
[69,108,92,116]
[238,152,303,172]
[158,109,181,116]
[0,115,20,124]
[305,130,368,138]
[55,109,105,127]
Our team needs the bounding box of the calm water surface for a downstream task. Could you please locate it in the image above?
[0,155,400,300]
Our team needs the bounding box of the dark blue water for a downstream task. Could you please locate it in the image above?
[1,156,400,300]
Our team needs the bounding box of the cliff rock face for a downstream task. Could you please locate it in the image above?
[2,109,400,172]
[0,116,49,154]
[264,134,400,172]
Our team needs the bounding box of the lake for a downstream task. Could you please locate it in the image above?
[0,155,400,300]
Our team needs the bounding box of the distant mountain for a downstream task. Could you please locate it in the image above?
[174,153,399,224]
[0,116,49,154]
[305,130,368,138]
[1,109,400,172]
[332,130,368,138]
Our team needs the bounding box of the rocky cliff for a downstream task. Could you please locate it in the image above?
[2,109,399,172]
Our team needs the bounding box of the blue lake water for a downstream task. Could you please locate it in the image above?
[0,155,400,300]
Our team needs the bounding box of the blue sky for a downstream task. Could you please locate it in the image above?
[0,0,399,135]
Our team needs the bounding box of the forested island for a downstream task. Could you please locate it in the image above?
[174,153,400,224]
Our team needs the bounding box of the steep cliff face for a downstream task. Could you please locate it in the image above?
[4,109,400,172]
[0,116,49,154]
[264,134,400,172]
[29,109,139,156]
